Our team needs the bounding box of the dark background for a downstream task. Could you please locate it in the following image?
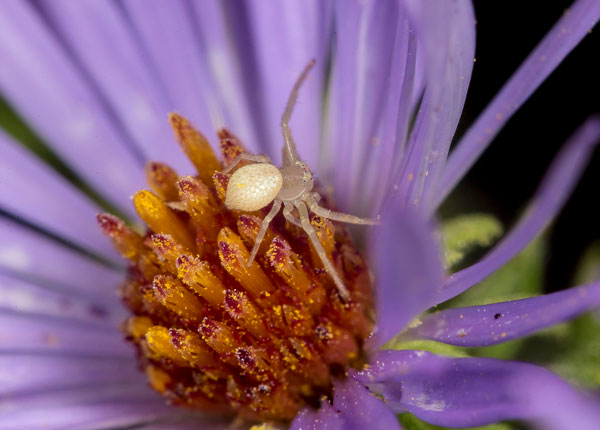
[443,1,600,292]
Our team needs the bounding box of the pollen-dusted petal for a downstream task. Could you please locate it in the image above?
[169,113,222,185]
[146,364,173,394]
[212,171,230,201]
[145,325,188,366]
[247,384,301,421]
[177,176,222,237]
[122,316,154,340]
[169,328,221,370]
[234,346,274,381]
[218,128,246,165]
[237,214,275,258]
[314,321,359,366]
[176,255,226,307]
[97,213,145,261]
[152,275,208,322]
[145,161,179,201]
[133,189,195,251]
[199,318,242,360]
[224,289,269,339]
[217,227,276,300]
[267,236,326,314]
[287,337,331,387]
[308,215,335,264]
[150,233,184,272]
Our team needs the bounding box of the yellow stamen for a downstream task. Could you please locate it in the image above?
[133,190,195,251]
[169,113,221,185]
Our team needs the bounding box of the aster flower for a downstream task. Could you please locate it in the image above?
[1,1,599,430]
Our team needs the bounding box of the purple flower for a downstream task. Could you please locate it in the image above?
[0,1,599,429]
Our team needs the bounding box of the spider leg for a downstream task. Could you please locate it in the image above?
[305,193,380,225]
[283,201,303,228]
[295,200,350,301]
[247,199,282,267]
[281,59,316,167]
[222,153,272,174]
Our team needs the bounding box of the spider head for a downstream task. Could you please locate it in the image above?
[278,161,314,201]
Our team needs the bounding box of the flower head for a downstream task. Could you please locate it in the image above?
[0,1,599,429]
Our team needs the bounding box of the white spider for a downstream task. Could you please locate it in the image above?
[222,60,379,301]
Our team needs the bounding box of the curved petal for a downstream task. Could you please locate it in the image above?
[0,312,131,357]
[35,0,189,171]
[234,0,332,165]
[368,205,443,350]
[396,0,475,212]
[436,0,600,206]
[0,272,124,327]
[436,116,600,304]
[0,132,123,264]
[357,350,600,429]
[0,385,176,430]
[334,377,402,430]
[0,217,123,299]
[189,0,262,151]
[403,280,600,347]
[357,23,415,216]
[121,0,224,152]
[323,0,404,212]
[291,402,345,430]
[0,0,145,211]
[0,355,142,397]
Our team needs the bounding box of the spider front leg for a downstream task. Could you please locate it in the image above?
[247,199,282,267]
[281,59,316,167]
[222,153,272,174]
[304,193,380,225]
[295,201,351,301]
[283,201,302,228]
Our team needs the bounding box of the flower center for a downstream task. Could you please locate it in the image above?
[98,114,374,421]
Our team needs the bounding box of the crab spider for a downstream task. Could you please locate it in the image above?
[223,59,379,301]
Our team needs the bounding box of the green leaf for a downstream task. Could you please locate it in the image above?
[444,234,546,308]
[383,339,470,358]
[509,241,600,389]
[398,413,520,430]
[449,235,547,360]
[441,213,503,268]
[573,240,600,285]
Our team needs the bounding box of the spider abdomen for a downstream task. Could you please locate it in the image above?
[225,163,283,211]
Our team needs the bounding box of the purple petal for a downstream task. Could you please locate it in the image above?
[0,272,124,327]
[436,0,600,205]
[0,312,131,357]
[404,280,600,347]
[357,350,600,429]
[0,385,177,430]
[396,0,475,212]
[121,0,223,150]
[368,205,444,349]
[333,376,402,430]
[291,402,345,430]
[35,0,189,171]
[323,0,404,212]
[0,132,122,263]
[0,355,142,396]
[358,17,415,215]
[436,116,600,304]
[0,1,145,211]
[235,0,332,165]
[189,0,262,151]
[0,217,123,298]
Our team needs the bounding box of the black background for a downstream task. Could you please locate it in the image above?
[443,1,600,292]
